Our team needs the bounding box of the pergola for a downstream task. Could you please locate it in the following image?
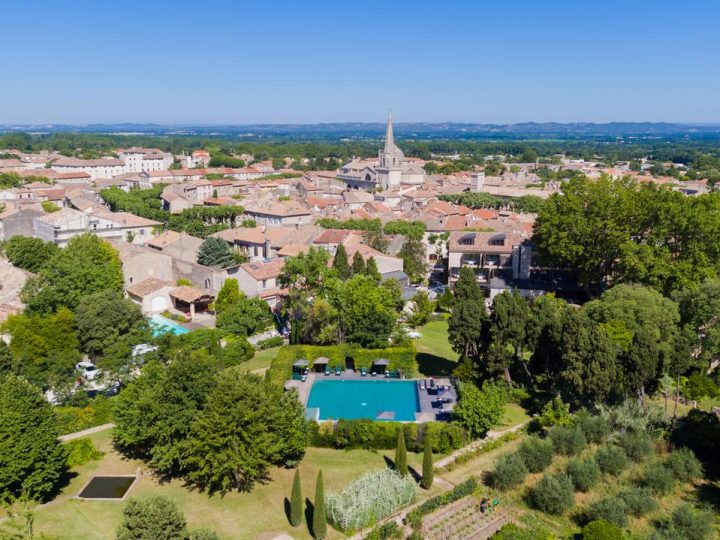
[313,357,329,372]
[373,358,390,374]
[169,286,214,318]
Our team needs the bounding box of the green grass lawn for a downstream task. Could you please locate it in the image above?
[498,403,531,429]
[414,317,458,376]
[25,430,431,540]
[240,346,280,374]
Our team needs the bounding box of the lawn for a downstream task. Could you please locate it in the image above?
[414,317,458,376]
[25,429,431,540]
[240,346,280,374]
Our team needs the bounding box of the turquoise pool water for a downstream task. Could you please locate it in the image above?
[307,379,420,421]
[149,314,190,336]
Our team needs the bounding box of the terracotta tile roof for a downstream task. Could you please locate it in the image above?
[147,230,181,248]
[313,229,353,245]
[240,259,285,281]
[126,278,172,297]
[169,286,215,303]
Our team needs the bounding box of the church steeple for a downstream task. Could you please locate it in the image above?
[384,112,394,154]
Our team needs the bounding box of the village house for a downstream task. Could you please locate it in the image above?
[243,200,312,227]
[234,258,286,308]
[33,207,161,246]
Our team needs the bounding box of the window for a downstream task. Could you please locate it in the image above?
[262,279,267,289]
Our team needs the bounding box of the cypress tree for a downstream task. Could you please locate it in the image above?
[395,429,408,476]
[365,257,382,282]
[312,470,327,540]
[351,251,366,276]
[332,244,351,280]
[421,435,434,489]
[289,468,302,527]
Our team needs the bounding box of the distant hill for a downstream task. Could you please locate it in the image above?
[3,122,720,141]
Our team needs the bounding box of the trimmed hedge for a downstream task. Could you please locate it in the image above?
[268,344,418,385]
[308,419,467,453]
[405,477,477,529]
[256,336,283,350]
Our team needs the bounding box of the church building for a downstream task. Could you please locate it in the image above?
[338,114,426,190]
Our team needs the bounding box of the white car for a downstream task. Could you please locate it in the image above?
[406,330,422,339]
[75,361,101,381]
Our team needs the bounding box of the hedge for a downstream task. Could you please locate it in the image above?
[55,396,115,435]
[405,477,478,529]
[268,344,418,385]
[309,419,467,453]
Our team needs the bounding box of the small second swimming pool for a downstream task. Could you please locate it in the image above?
[307,379,420,422]
[149,314,190,337]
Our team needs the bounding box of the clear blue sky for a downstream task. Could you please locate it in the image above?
[2,0,719,124]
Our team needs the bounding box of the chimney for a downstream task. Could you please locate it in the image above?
[264,237,273,260]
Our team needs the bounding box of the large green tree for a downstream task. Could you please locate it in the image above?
[332,244,351,280]
[1,308,80,388]
[398,238,426,283]
[21,234,123,314]
[1,236,59,273]
[279,247,331,291]
[116,496,188,540]
[112,352,218,478]
[452,381,505,438]
[214,279,241,314]
[184,372,307,493]
[484,291,529,384]
[527,295,569,391]
[0,375,67,501]
[673,278,720,372]
[215,294,274,337]
[74,290,147,357]
[196,237,235,268]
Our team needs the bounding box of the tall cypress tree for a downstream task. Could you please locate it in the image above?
[395,429,408,476]
[312,470,327,540]
[332,244,351,280]
[351,251,366,276]
[289,468,302,527]
[421,435,434,489]
[365,257,382,283]
[448,266,487,367]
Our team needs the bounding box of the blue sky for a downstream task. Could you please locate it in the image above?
[2,0,719,124]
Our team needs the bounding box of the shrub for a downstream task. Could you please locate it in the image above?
[618,431,653,463]
[117,496,187,540]
[652,503,715,540]
[54,395,115,435]
[567,457,600,492]
[220,337,254,366]
[189,530,219,540]
[518,436,554,473]
[683,371,720,401]
[667,504,714,540]
[537,396,572,428]
[574,412,611,444]
[665,448,703,482]
[528,473,574,515]
[493,522,555,540]
[326,469,418,532]
[491,452,528,491]
[365,521,402,540]
[618,487,657,517]
[639,461,676,495]
[65,437,103,467]
[595,446,628,475]
[581,519,626,540]
[585,497,628,528]
[256,336,283,350]
[405,477,477,528]
[549,426,586,456]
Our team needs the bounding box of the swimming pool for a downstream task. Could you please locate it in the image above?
[307,379,420,421]
[149,314,190,336]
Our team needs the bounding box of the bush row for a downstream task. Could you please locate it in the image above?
[308,419,467,453]
[405,477,478,529]
[54,396,115,435]
[268,344,417,385]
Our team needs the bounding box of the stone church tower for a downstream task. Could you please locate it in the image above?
[376,113,404,189]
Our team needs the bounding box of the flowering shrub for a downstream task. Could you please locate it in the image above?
[326,469,418,532]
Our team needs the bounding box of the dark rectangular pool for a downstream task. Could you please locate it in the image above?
[78,476,136,499]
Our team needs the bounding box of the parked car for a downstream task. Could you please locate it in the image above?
[75,361,101,381]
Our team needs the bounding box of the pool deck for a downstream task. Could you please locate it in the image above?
[285,370,457,423]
